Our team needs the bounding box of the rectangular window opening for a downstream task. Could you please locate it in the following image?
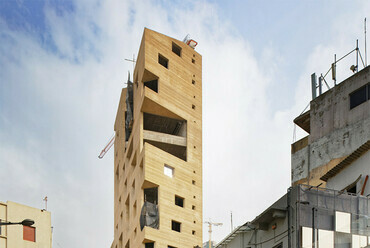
[175,195,184,207]
[192,230,196,235]
[171,220,181,232]
[164,164,174,178]
[172,42,182,57]
[350,84,368,109]
[158,54,168,68]
[168,246,177,248]
[144,187,158,205]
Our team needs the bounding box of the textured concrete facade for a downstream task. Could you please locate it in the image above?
[0,201,52,248]
[291,66,370,186]
[111,29,202,248]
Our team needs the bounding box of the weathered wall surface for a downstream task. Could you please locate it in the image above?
[292,67,370,186]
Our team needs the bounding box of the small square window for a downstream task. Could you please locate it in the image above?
[192,230,196,235]
[192,180,196,185]
[23,226,36,242]
[192,205,196,210]
[164,164,174,178]
[158,54,168,68]
[175,195,184,207]
[192,80,195,85]
[172,42,182,57]
[192,58,195,64]
[171,220,181,232]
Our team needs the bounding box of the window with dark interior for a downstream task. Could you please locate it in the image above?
[172,42,182,57]
[350,84,368,109]
[145,242,154,248]
[171,220,181,232]
[158,54,168,68]
[175,195,184,207]
[144,79,158,93]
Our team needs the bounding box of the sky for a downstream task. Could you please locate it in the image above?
[0,0,369,247]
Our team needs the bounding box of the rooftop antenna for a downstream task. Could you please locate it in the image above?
[43,196,48,211]
[365,18,367,66]
[125,54,136,74]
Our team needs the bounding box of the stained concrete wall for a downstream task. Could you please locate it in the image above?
[292,66,370,185]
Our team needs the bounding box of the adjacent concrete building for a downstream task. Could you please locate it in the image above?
[292,66,370,187]
[111,29,202,248]
[0,201,52,248]
[216,66,370,248]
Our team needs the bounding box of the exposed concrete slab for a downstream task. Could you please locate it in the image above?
[143,130,186,146]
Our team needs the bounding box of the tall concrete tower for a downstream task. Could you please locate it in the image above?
[111,28,202,248]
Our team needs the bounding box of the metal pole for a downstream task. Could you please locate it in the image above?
[365,18,367,66]
[356,39,359,72]
[312,207,316,248]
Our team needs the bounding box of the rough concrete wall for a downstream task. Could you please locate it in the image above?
[326,151,370,193]
[292,118,370,183]
[310,67,370,142]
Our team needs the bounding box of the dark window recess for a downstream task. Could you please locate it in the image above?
[158,54,168,68]
[350,84,368,109]
[347,185,357,194]
[168,246,177,248]
[145,243,154,248]
[171,220,181,232]
[144,79,158,93]
[175,195,184,207]
[144,187,158,204]
[172,42,182,57]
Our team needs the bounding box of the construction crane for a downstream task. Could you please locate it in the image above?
[98,133,115,159]
[204,220,223,248]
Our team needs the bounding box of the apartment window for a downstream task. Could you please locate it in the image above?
[350,84,369,109]
[168,246,177,248]
[175,195,184,207]
[23,226,36,242]
[192,205,196,210]
[171,220,181,232]
[192,58,195,64]
[192,230,196,235]
[158,54,168,68]
[172,42,182,57]
[164,165,174,178]
[145,243,154,248]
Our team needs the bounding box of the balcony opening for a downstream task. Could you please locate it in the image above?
[144,113,186,136]
[143,112,187,161]
[144,79,158,93]
[172,42,182,57]
[175,195,184,207]
[171,220,181,232]
[140,187,159,230]
[144,187,158,205]
[158,54,168,68]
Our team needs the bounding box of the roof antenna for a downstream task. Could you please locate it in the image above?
[43,196,48,211]
[365,18,367,66]
[125,54,136,75]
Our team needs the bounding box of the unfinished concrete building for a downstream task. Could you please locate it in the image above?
[292,66,370,188]
[111,29,202,248]
[215,66,370,248]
